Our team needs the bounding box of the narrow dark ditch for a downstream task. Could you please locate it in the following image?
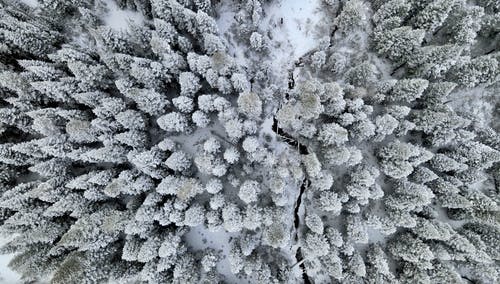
[293,179,309,228]
[271,70,311,283]
[272,118,309,155]
[294,179,312,284]
[271,117,311,282]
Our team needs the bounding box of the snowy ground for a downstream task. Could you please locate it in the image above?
[0,237,20,284]
[19,0,38,7]
[184,226,247,284]
[260,0,324,89]
[216,0,323,79]
[261,0,323,61]
[100,0,144,31]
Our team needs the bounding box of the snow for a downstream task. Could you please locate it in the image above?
[215,0,323,77]
[214,2,248,69]
[448,86,495,127]
[261,0,323,60]
[184,226,249,284]
[258,116,289,153]
[215,3,236,42]
[0,237,20,284]
[19,0,38,7]
[259,0,324,86]
[101,0,144,32]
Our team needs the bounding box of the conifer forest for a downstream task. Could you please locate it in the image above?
[0,0,499,283]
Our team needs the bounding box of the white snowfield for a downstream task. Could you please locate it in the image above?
[0,237,20,284]
[262,0,322,60]
[19,0,37,7]
[101,0,144,31]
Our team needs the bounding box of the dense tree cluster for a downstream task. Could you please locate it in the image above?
[0,0,498,283]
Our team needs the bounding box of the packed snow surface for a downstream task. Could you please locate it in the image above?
[0,237,20,284]
[101,0,144,31]
[19,0,38,7]
[263,0,322,59]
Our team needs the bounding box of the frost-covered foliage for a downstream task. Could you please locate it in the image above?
[0,0,498,283]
